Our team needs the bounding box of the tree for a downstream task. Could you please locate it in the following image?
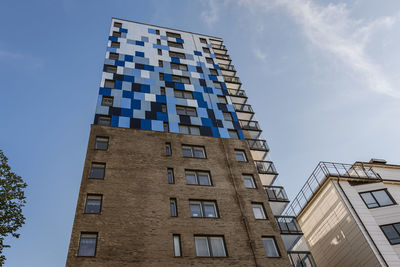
[0,150,27,265]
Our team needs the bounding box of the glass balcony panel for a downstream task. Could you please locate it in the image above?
[255,161,277,175]
[288,252,316,267]
[247,139,269,151]
[223,76,241,83]
[276,216,302,234]
[233,104,254,113]
[264,186,289,201]
[219,64,236,71]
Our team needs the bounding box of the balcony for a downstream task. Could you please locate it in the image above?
[255,160,278,186]
[265,186,289,215]
[228,88,245,96]
[210,38,223,46]
[247,139,268,161]
[233,104,254,121]
[215,53,231,65]
[288,252,316,267]
[224,76,241,84]
[276,216,303,235]
[219,64,236,72]
[212,44,227,50]
[228,89,247,104]
[240,120,261,139]
[223,76,241,90]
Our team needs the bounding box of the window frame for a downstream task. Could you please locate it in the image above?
[243,174,256,189]
[179,124,201,135]
[173,234,182,257]
[359,189,396,209]
[84,194,103,214]
[78,232,98,257]
[170,62,188,71]
[165,142,172,156]
[380,223,400,245]
[104,65,117,74]
[89,162,106,179]
[185,170,212,186]
[97,115,111,126]
[194,235,227,257]
[206,57,214,64]
[235,150,247,162]
[172,75,190,84]
[176,106,197,116]
[252,202,267,220]
[168,41,184,49]
[174,89,193,99]
[110,41,120,48]
[169,51,186,59]
[170,198,178,217]
[189,200,219,218]
[112,31,121,38]
[181,145,206,158]
[113,22,122,28]
[209,69,218,75]
[262,236,281,258]
[95,136,109,150]
[217,95,227,104]
[200,38,207,44]
[104,79,115,89]
[228,130,239,139]
[202,47,211,53]
[101,96,113,107]
[109,52,119,60]
[167,168,175,184]
[166,31,182,38]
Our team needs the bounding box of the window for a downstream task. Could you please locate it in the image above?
[185,170,212,186]
[228,130,239,139]
[173,235,182,257]
[200,38,207,44]
[171,63,188,71]
[114,22,122,28]
[104,79,115,89]
[109,52,119,60]
[157,39,161,45]
[159,73,164,81]
[111,41,120,48]
[78,233,98,256]
[174,89,193,99]
[170,198,177,217]
[163,122,169,132]
[243,175,256,189]
[104,65,117,73]
[112,31,121,38]
[262,237,280,257]
[202,47,211,53]
[155,29,160,35]
[176,106,197,116]
[223,112,233,121]
[252,203,267,219]
[217,95,227,104]
[101,96,113,107]
[206,57,214,64]
[360,189,395,209]
[190,200,218,218]
[172,75,190,84]
[95,137,109,150]
[168,41,184,48]
[160,86,166,96]
[179,125,200,135]
[97,116,111,126]
[169,51,186,59]
[195,236,226,257]
[235,150,247,162]
[158,49,162,55]
[168,168,174,184]
[161,104,167,113]
[166,31,181,38]
[166,142,172,156]
[158,60,163,67]
[90,163,106,179]
[213,81,222,89]
[381,223,400,245]
[85,195,102,214]
[210,69,218,75]
[182,145,206,158]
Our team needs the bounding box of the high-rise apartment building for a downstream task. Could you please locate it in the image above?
[66,18,314,266]
[286,159,400,267]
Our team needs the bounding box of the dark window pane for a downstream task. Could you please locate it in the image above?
[193,148,205,158]
[85,196,102,213]
[209,237,226,257]
[78,234,97,256]
[373,190,394,207]
[168,169,174,184]
[182,147,193,157]
[170,199,177,217]
[190,203,202,217]
[198,173,211,185]
[95,137,109,150]
[203,203,217,218]
[90,164,105,179]
[185,172,197,184]
[382,225,400,244]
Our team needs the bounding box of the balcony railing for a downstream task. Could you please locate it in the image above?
[219,64,236,71]
[255,161,278,175]
[228,89,246,97]
[276,216,303,234]
[284,161,381,217]
[264,186,289,202]
[224,76,241,83]
[247,139,269,151]
[212,44,227,50]
[288,252,316,267]
[233,103,254,113]
[215,53,231,61]
[239,120,261,131]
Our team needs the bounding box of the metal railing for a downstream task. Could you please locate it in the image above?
[228,89,246,97]
[284,161,381,217]
[276,216,303,234]
[219,64,236,71]
[288,252,316,267]
[224,76,241,83]
[212,44,227,50]
[233,103,254,113]
[215,53,231,61]
[239,120,261,131]
[247,139,269,151]
[255,160,278,175]
[264,186,289,202]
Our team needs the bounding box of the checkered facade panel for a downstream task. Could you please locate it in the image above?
[94,19,244,139]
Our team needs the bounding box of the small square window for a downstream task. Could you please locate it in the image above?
[157,39,161,45]
[155,29,160,35]
[160,87,166,96]
[159,73,164,81]
[176,106,197,116]
[228,130,239,139]
[111,41,120,48]
[158,49,162,55]
[109,52,119,60]
[173,234,182,257]
[189,200,218,218]
[104,65,117,74]
[195,236,226,257]
[223,112,233,121]
[206,57,214,64]
[114,22,122,28]
[104,79,115,89]
[163,122,169,132]
[166,32,181,38]
[243,175,256,189]
[174,90,193,99]
[85,195,102,214]
[171,63,188,71]
[112,31,121,38]
[252,203,267,219]
[182,146,206,158]
[262,237,280,257]
[179,125,200,135]
[202,47,211,53]
[235,150,247,162]
[161,104,167,113]
[166,142,172,156]
[101,96,113,107]
[78,233,98,256]
[90,163,106,179]
[217,96,227,104]
[210,69,218,75]
[168,41,184,49]
[185,170,212,186]
[158,60,163,67]
[97,115,111,126]
[169,51,186,59]
[381,223,400,245]
[168,168,174,184]
[213,81,222,89]
[95,137,109,150]
[170,198,178,217]
[200,38,207,44]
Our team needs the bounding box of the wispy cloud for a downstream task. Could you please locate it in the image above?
[253,48,267,61]
[201,0,220,27]
[238,0,400,98]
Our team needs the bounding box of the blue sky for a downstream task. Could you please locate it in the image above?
[1,0,400,265]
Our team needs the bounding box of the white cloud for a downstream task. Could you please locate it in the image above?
[238,0,400,98]
[253,47,267,61]
[201,0,219,27]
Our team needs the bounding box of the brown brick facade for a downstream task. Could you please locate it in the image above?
[66,125,291,266]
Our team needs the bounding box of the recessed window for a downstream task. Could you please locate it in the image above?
[185,170,212,186]
[155,29,160,35]
[168,41,184,48]
[166,142,172,156]
[168,168,174,184]
[163,122,169,132]
[223,112,233,121]
[381,223,400,245]
[159,73,164,81]
[160,86,166,96]
[169,51,186,59]
[360,189,395,209]
[170,198,178,217]
[90,163,106,179]
[228,130,239,139]
[78,233,98,257]
[157,39,161,45]
[213,81,222,89]
[171,63,188,71]
[158,60,163,67]
[98,115,111,126]
[114,22,122,28]
[179,125,200,135]
[262,237,280,257]
[112,31,121,38]
[190,200,218,218]
[109,52,119,60]
[104,79,115,89]
[210,69,218,75]
[202,47,211,53]
[176,106,197,116]
[252,203,267,219]
[173,234,182,257]
[174,89,193,99]
[166,32,181,39]
[104,65,117,74]
[182,145,206,158]
[95,136,109,150]
[243,175,256,189]
[158,49,162,55]
[111,41,120,48]
[235,150,247,162]
[172,75,190,84]
[85,194,102,214]
[101,96,113,107]
[161,104,167,113]
[217,95,227,104]
[195,236,226,257]
[200,38,207,44]
[206,57,214,64]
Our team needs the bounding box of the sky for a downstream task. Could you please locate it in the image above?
[1,0,400,266]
